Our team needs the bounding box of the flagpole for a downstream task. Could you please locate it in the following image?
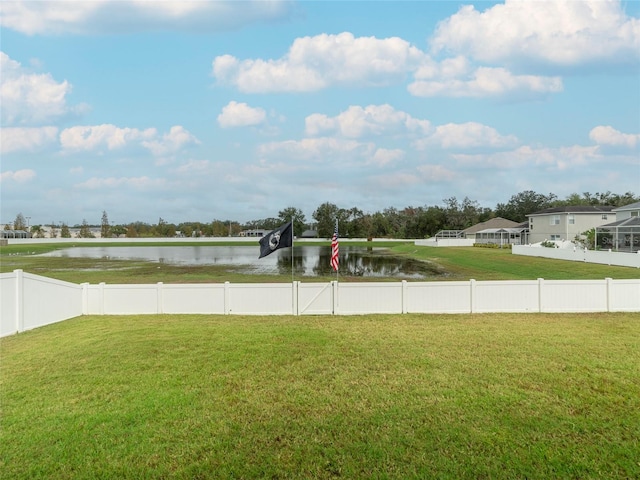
[291,216,295,284]
[336,219,339,283]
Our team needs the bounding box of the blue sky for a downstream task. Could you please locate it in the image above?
[1,0,639,226]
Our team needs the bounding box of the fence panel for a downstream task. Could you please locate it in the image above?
[102,284,160,314]
[609,279,640,312]
[337,282,403,314]
[474,280,540,313]
[22,273,83,330]
[161,284,226,314]
[0,272,18,336]
[406,282,471,314]
[228,283,293,315]
[541,280,608,312]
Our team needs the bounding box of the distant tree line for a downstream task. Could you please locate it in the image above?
[7,190,639,240]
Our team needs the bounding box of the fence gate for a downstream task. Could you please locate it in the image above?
[296,282,334,315]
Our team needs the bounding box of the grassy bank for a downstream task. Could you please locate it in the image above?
[2,313,639,479]
[1,242,638,284]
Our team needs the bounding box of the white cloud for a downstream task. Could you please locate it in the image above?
[0,169,36,183]
[60,124,156,151]
[305,104,431,138]
[409,66,562,98]
[75,176,166,190]
[0,52,87,126]
[142,125,200,156]
[217,101,266,128]
[431,0,640,68]
[452,145,603,171]
[59,124,198,155]
[416,164,457,182]
[369,148,405,167]
[173,160,212,175]
[258,137,369,163]
[417,122,519,150]
[212,32,425,93]
[0,0,295,35]
[0,127,58,154]
[589,126,639,148]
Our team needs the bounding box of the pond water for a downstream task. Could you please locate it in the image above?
[38,245,440,278]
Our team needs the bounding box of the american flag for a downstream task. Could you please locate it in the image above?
[330,221,339,271]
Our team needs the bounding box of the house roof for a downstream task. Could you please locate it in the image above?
[613,201,640,212]
[462,217,519,235]
[527,205,615,216]
[476,227,528,234]
[598,217,640,228]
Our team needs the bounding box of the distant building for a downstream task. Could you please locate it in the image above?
[526,206,615,244]
[240,229,268,237]
[0,230,32,239]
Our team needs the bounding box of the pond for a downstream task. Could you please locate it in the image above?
[38,245,442,279]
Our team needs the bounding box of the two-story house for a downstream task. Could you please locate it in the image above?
[526,206,615,244]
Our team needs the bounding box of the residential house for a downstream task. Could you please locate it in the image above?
[595,201,640,252]
[526,206,615,244]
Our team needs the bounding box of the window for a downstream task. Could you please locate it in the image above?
[550,234,561,240]
[631,211,639,217]
[602,214,608,220]
[550,215,560,225]
[568,215,575,225]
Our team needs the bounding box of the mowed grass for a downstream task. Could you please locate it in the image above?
[2,313,639,479]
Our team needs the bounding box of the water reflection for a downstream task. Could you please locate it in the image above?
[38,245,439,278]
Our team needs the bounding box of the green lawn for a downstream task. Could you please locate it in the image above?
[1,242,638,284]
[2,313,639,479]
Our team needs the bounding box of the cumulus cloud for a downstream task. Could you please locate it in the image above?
[59,124,198,155]
[60,124,156,151]
[0,52,87,126]
[217,101,266,128]
[212,32,425,93]
[416,122,519,150]
[0,127,58,154]
[416,164,457,182]
[258,137,369,163]
[409,66,562,98]
[142,125,201,156]
[0,0,295,35]
[452,145,602,171]
[589,126,639,148]
[368,148,405,167]
[0,169,36,183]
[75,176,166,190]
[305,104,431,138]
[430,0,640,68]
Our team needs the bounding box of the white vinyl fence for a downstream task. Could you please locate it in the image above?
[1,270,639,337]
[512,245,640,268]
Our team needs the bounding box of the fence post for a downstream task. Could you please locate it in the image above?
[224,281,230,315]
[15,269,24,334]
[99,282,106,315]
[293,281,299,316]
[157,282,163,314]
[537,278,544,313]
[605,278,612,312]
[402,280,408,314]
[470,279,476,313]
[81,283,89,315]
[332,281,338,315]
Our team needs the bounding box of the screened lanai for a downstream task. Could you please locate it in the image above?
[595,217,640,253]
[475,227,528,246]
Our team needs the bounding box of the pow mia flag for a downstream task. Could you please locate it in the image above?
[258,221,293,258]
